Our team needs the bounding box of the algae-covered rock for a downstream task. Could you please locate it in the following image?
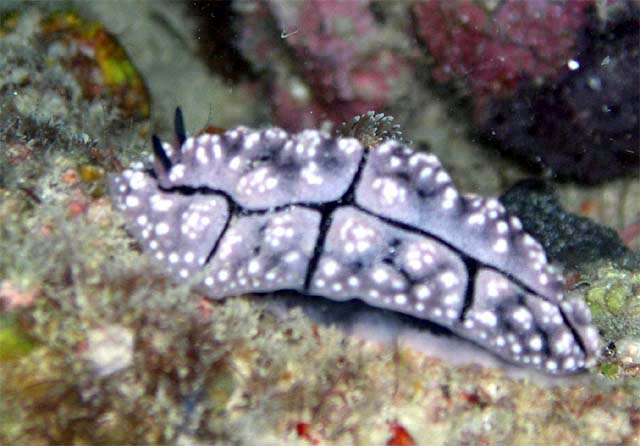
[583,266,640,341]
[40,11,151,120]
[0,313,36,361]
[1,2,640,446]
[569,264,640,378]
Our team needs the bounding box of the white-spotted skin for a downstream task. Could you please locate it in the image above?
[108,118,600,375]
[355,140,565,302]
[310,206,468,325]
[205,207,321,296]
[465,270,597,372]
[158,128,363,210]
[109,170,229,279]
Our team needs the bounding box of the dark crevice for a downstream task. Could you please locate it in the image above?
[338,149,370,205]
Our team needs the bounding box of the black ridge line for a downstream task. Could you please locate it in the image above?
[159,166,561,307]
[203,195,236,265]
[303,149,370,291]
[557,305,589,360]
[162,191,590,359]
[539,327,553,358]
[302,209,334,292]
[350,205,549,303]
[162,182,556,305]
[458,258,478,323]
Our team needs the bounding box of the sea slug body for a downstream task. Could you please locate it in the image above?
[108,109,600,375]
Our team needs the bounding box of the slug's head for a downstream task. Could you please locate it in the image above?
[107,108,230,280]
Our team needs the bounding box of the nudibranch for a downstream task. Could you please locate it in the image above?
[108,109,600,374]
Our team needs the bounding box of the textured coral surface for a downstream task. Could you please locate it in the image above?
[235,0,414,131]
[414,0,589,103]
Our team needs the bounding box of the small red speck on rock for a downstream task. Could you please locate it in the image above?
[0,280,38,310]
[579,199,596,216]
[196,297,213,322]
[75,339,89,354]
[386,421,415,446]
[565,272,582,289]
[620,220,640,249]
[67,199,88,218]
[296,422,319,445]
[62,169,80,186]
[460,391,482,405]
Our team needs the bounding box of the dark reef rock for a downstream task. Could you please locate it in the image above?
[500,180,640,271]
[187,1,256,82]
[484,4,639,183]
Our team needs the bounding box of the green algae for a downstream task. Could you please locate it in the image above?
[0,314,36,361]
[600,362,621,379]
[587,281,627,317]
[582,266,640,342]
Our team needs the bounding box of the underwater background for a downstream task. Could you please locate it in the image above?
[0,1,639,444]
